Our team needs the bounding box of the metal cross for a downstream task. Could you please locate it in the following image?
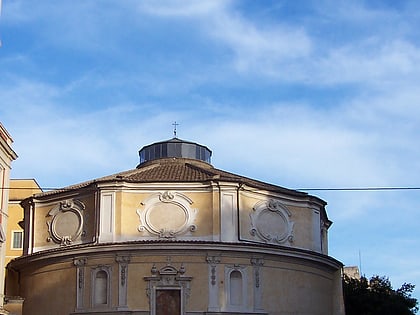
[172,121,179,138]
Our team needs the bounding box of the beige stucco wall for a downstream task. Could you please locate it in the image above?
[13,174,343,315]
[6,179,42,266]
[116,190,215,240]
[28,193,96,253]
[10,246,343,315]
[239,190,324,252]
[26,182,326,256]
[20,261,75,315]
[5,201,23,266]
[262,261,334,314]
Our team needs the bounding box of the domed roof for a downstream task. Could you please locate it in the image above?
[33,137,325,208]
[138,137,212,166]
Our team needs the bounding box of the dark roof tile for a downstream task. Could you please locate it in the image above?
[35,158,309,199]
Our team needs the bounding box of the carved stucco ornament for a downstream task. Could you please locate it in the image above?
[250,199,294,244]
[137,191,197,239]
[46,199,85,246]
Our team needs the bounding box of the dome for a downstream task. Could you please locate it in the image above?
[138,137,212,166]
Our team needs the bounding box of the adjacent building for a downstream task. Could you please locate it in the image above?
[5,179,42,266]
[343,266,361,280]
[0,123,18,314]
[7,137,345,315]
[3,179,42,315]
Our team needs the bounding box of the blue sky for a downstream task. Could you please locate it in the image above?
[1,0,420,304]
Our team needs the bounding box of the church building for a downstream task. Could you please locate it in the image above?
[6,137,345,315]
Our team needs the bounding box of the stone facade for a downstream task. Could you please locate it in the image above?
[6,138,345,315]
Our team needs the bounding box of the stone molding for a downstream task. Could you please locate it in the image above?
[11,242,343,271]
[250,258,264,288]
[73,257,87,310]
[46,199,85,246]
[224,264,248,313]
[250,199,294,245]
[144,259,192,315]
[91,265,112,309]
[206,255,221,312]
[250,258,264,311]
[206,256,221,286]
[137,191,198,239]
[115,254,130,310]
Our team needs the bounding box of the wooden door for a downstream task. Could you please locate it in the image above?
[156,289,181,315]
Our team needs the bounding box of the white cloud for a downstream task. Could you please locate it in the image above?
[136,0,227,17]
[316,0,400,23]
[136,0,312,76]
[209,13,311,74]
[134,0,420,84]
[313,39,420,86]
[207,104,389,186]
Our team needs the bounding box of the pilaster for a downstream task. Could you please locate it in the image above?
[206,255,221,312]
[115,254,131,310]
[73,257,87,311]
[251,257,264,311]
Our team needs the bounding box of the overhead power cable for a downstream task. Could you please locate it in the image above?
[296,187,420,192]
[2,186,420,192]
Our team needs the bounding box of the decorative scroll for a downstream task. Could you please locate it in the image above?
[206,256,221,286]
[251,258,265,311]
[116,255,131,286]
[47,199,85,246]
[73,258,87,289]
[250,199,294,245]
[116,254,130,309]
[251,258,264,288]
[137,191,198,239]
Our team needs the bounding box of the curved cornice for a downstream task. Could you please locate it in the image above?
[9,240,342,271]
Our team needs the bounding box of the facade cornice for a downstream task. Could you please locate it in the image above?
[25,186,96,205]
[240,185,325,208]
[0,123,18,162]
[0,138,18,164]
[9,240,343,271]
[96,181,213,191]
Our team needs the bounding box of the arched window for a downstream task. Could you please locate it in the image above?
[94,270,108,305]
[224,267,247,312]
[92,268,110,307]
[230,270,243,306]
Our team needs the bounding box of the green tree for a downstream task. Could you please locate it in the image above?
[343,274,418,315]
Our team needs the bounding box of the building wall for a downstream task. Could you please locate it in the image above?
[25,183,327,256]
[11,245,343,315]
[0,123,18,313]
[5,179,42,266]
[10,164,343,315]
[24,193,96,254]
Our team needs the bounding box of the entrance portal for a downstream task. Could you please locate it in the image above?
[156,289,181,315]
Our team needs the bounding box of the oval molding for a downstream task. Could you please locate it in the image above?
[137,191,197,239]
[46,199,85,246]
[250,199,294,244]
